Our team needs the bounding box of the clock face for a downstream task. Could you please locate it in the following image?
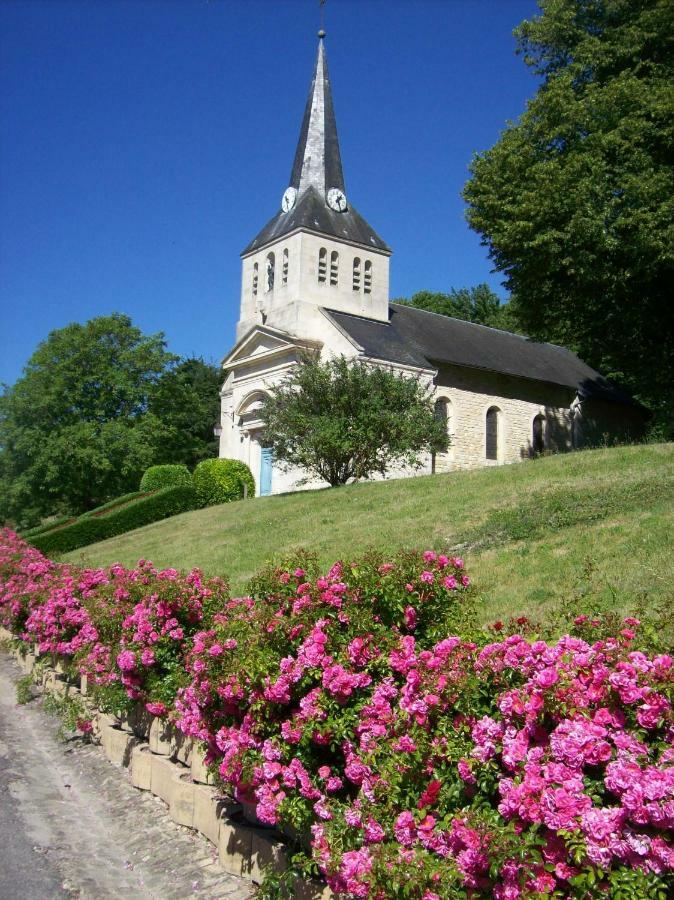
[327,187,347,212]
[281,187,297,213]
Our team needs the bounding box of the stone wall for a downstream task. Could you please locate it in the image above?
[433,364,576,471]
[237,231,390,342]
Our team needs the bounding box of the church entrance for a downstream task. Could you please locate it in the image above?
[260,447,273,496]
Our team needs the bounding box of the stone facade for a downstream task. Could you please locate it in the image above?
[432,365,575,471]
[237,231,389,344]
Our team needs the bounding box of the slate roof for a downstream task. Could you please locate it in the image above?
[242,186,390,255]
[242,37,389,256]
[324,303,639,406]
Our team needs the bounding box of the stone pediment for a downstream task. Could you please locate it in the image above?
[221,325,321,371]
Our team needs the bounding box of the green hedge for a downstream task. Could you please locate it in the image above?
[140,464,192,492]
[20,515,76,539]
[79,491,148,518]
[29,484,197,555]
[193,458,255,507]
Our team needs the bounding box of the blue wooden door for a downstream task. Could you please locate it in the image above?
[260,447,273,496]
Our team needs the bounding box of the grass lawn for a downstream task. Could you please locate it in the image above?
[62,443,674,622]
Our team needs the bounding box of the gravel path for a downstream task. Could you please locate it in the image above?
[0,650,253,899]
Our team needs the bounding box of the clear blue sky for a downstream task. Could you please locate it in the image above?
[0,0,541,387]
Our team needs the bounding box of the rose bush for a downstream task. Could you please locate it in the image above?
[1,527,673,898]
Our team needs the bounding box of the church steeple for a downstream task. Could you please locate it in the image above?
[289,35,345,201]
[242,34,389,257]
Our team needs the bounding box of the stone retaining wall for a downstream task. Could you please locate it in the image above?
[1,633,333,899]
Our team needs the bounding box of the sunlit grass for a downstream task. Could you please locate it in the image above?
[63,443,674,621]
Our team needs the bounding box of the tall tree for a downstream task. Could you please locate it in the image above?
[463,0,673,429]
[260,355,448,487]
[148,358,222,468]
[0,314,173,527]
[396,284,522,333]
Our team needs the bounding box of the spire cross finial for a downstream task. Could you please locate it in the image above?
[318,0,326,38]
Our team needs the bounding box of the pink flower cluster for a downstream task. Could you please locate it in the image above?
[2,529,673,898]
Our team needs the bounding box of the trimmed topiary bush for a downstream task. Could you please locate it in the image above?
[193,458,255,507]
[29,483,197,555]
[80,491,147,517]
[20,515,77,539]
[140,464,192,492]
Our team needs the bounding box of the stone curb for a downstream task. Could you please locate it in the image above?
[8,647,335,897]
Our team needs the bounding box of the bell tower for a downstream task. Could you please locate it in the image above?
[236,33,392,343]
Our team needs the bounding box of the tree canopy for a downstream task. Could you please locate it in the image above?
[0,315,222,527]
[463,0,674,430]
[260,355,448,486]
[148,358,222,469]
[396,284,522,333]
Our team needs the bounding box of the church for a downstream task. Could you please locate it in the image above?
[218,34,645,497]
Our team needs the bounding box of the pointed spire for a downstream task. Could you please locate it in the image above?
[289,36,345,201]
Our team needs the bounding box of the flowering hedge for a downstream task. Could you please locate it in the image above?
[1,527,673,898]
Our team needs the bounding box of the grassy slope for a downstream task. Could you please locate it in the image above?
[63,444,674,622]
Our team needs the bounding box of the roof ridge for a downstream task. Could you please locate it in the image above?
[390,302,589,360]
[390,301,536,342]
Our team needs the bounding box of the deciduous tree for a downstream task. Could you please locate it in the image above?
[463,0,674,430]
[396,285,522,333]
[260,355,448,486]
[148,358,222,469]
[0,314,173,526]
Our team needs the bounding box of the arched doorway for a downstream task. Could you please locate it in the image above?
[236,390,272,496]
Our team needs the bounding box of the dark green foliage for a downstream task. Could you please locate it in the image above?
[193,458,255,507]
[140,464,192,492]
[79,491,147,518]
[29,484,197,555]
[396,285,522,333]
[20,516,77,539]
[260,354,449,486]
[0,314,174,528]
[463,0,674,432]
[147,358,222,468]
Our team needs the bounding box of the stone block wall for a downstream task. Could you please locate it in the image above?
[433,364,575,471]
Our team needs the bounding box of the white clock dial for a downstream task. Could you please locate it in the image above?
[281,187,297,212]
[327,187,347,212]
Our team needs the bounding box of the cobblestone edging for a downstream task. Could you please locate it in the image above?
[2,633,333,900]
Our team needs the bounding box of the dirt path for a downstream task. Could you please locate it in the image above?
[0,651,253,899]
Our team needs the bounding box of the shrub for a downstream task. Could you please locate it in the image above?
[140,464,192,492]
[3,528,674,899]
[20,515,77,539]
[28,483,197,555]
[79,491,148,517]
[193,458,255,507]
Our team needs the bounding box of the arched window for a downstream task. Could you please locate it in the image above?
[330,251,339,286]
[532,413,545,455]
[265,252,275,293]
[282,248,289,285]
[364,260,372,294]
[486,406,500,461]
[318,248,327,283]
[352,257,361,291]
[252,262,259,296]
